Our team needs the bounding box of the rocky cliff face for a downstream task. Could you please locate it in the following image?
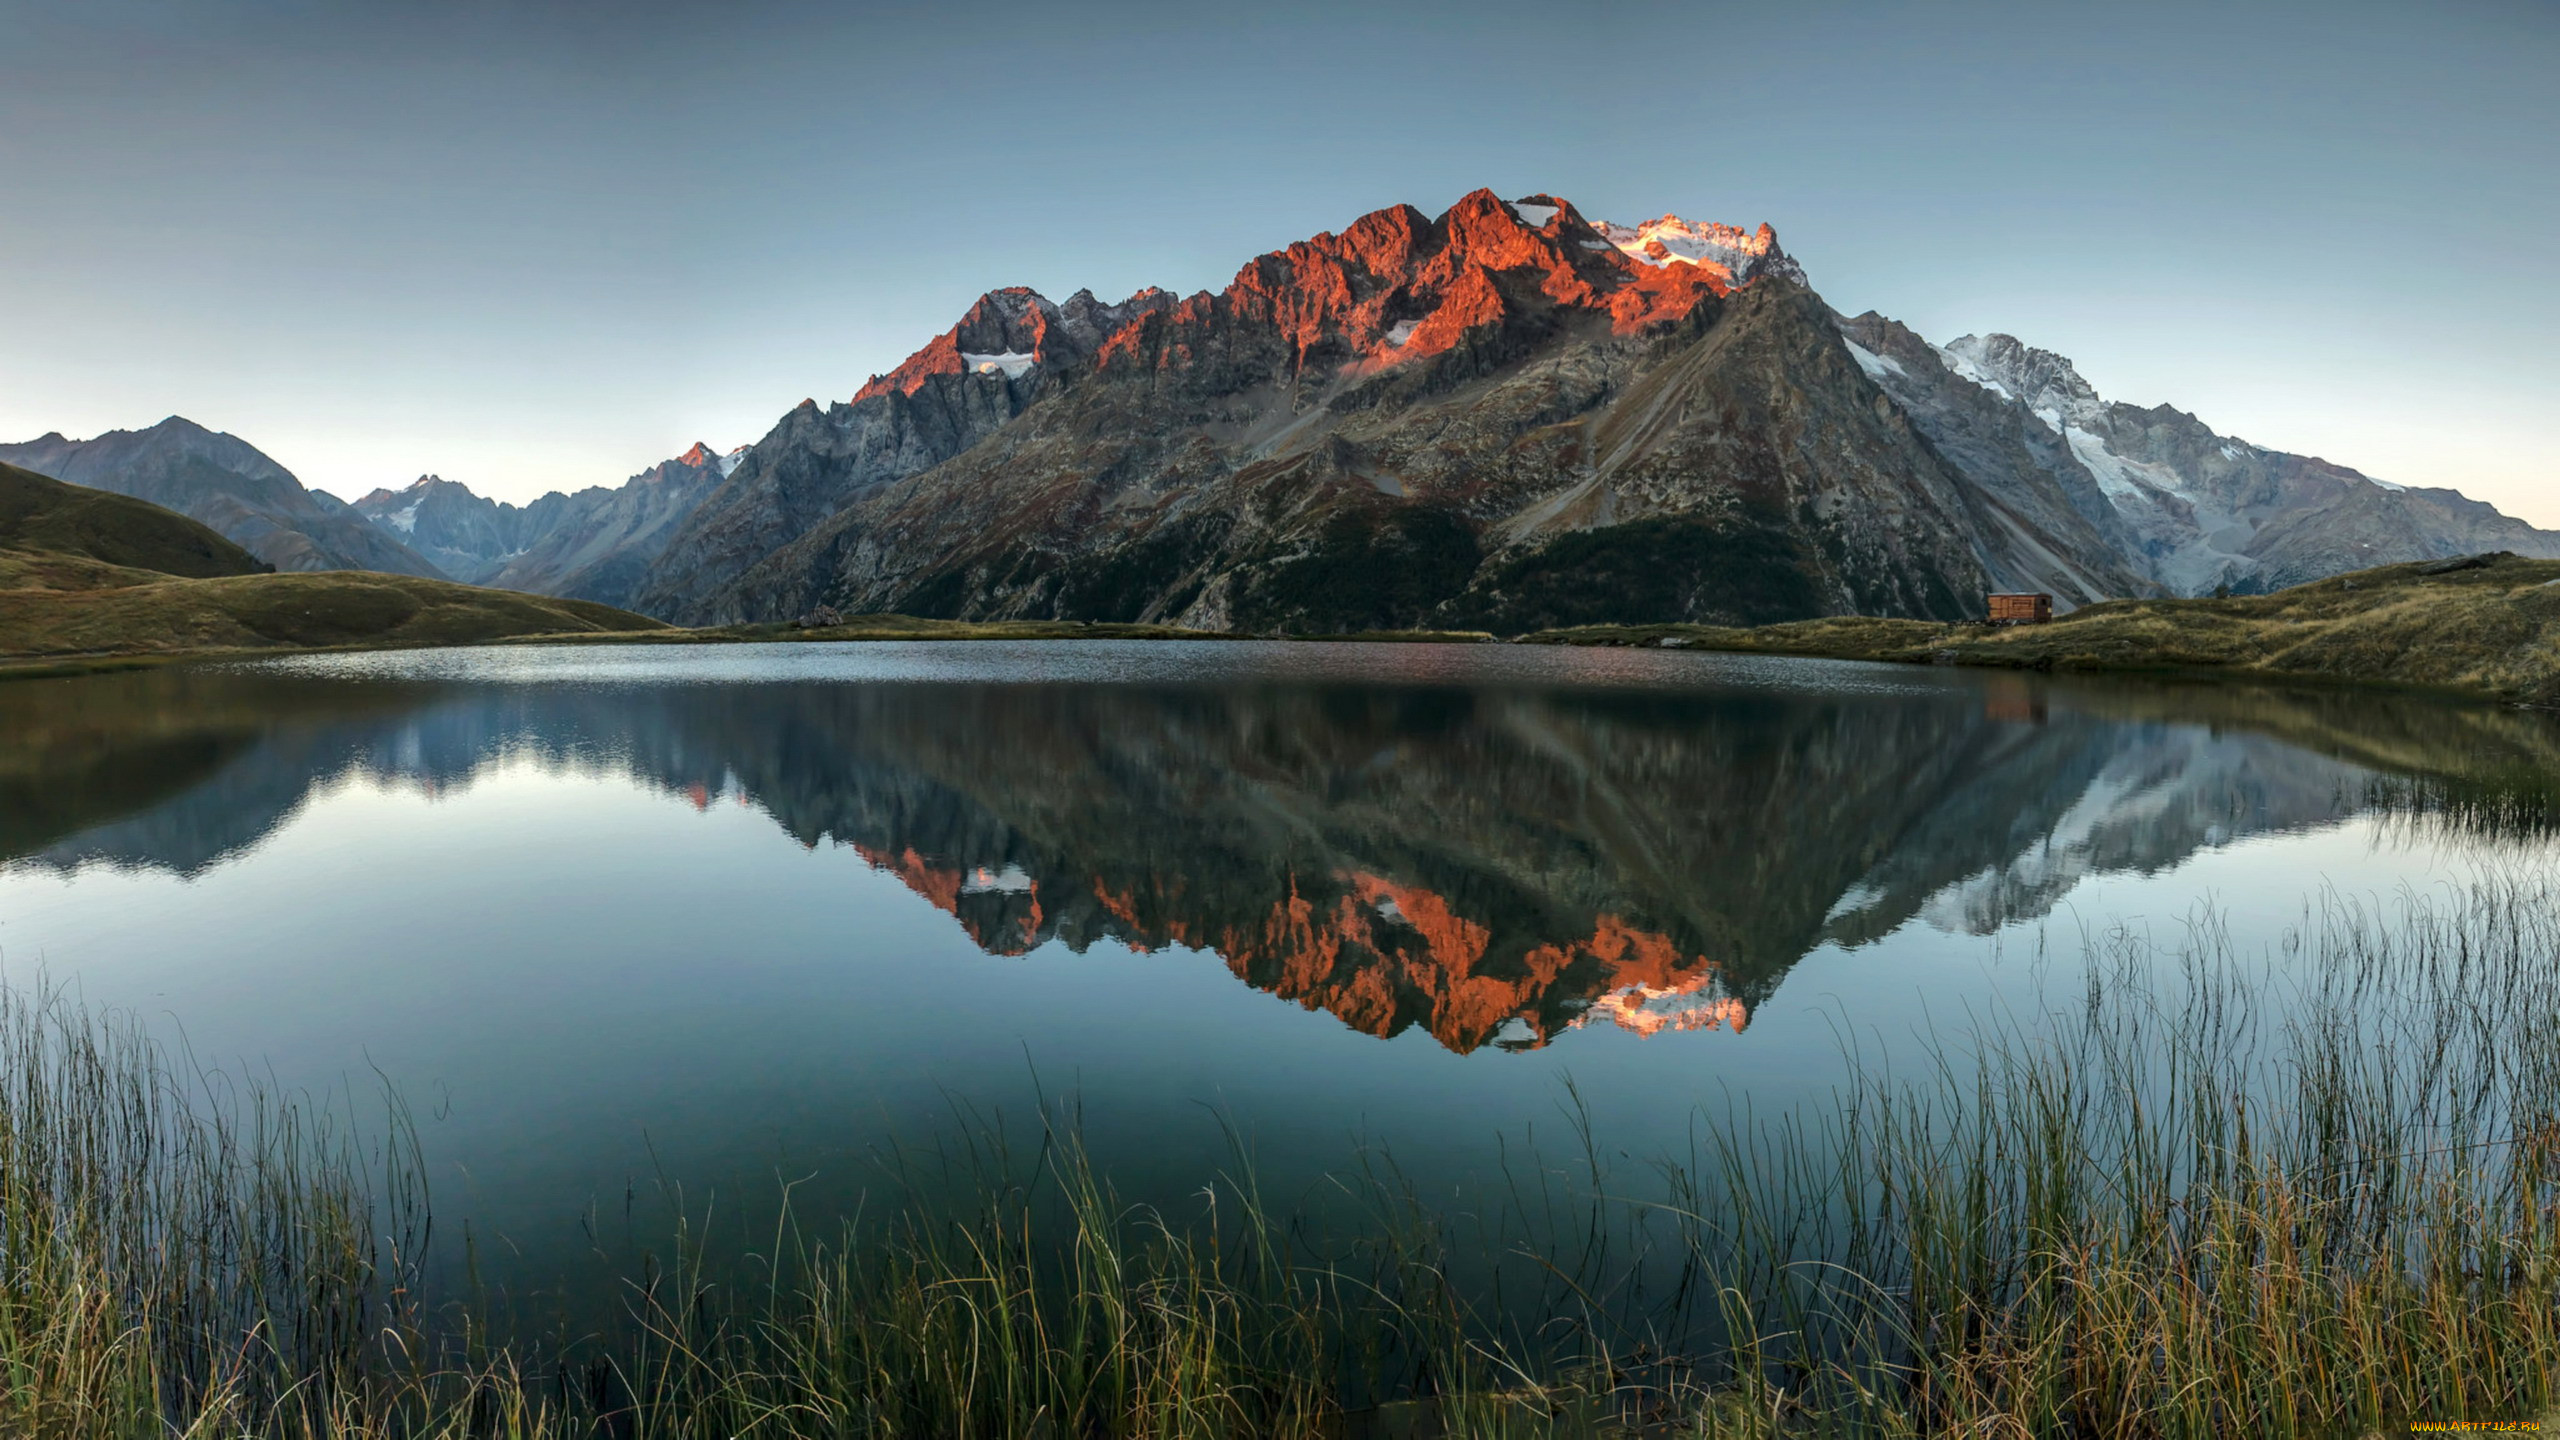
[0,418,446,577]
[686,190,2159,631]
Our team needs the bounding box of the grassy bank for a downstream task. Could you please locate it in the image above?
[0,559,666,670]
[1526,551,2560,707]
[9,869,2560,1436]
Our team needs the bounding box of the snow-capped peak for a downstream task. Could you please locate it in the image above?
[719,445,748,477]
[1938,334,2105,430]
[1592,215,1805,286]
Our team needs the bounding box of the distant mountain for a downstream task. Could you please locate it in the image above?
[348,474,531,583]
[487,443,743,610]
[1839,321,2560,592]
[0,417,447,577]
[622,188,2549,629]
[349,442,741,609]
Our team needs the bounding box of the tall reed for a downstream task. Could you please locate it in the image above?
[2,867,2557,1436]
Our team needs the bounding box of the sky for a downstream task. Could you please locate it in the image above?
[2,0,2552,518]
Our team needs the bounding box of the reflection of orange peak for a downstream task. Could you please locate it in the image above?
[1347,873,1490,976]
[1217,877,1739,1053]
[1577,981,1749,1038]
[1091,880,1153,951]
[854,843,964,916]
[858,848,1046,955]
[876,856,1748,1053]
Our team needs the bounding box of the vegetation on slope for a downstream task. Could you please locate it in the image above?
[7,872,2560,1436]
[1527,551,2560,705]
[0,460,666,669]
[0,568,665,660]
[0,460,270,579]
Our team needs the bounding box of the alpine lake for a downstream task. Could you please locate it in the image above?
[5,638,2557,1324]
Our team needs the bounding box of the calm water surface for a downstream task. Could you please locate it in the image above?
[3,640,2554,1302]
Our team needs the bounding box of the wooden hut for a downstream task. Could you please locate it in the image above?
[1986,592,2053,625]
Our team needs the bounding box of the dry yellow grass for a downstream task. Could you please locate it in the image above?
[1528,552,2560,706]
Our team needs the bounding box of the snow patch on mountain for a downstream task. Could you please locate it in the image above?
[1936,345,2015,401]
[1591,215,1803,285]
[1843,339,1904,381]
[1506,200,1560,228]
[961,351,1039,379]
[719,445,749,477]
[384,502,422,534]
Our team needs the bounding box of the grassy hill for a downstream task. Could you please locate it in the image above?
[1526,551,2560,707]
[0,460,271,578]
[1,460,666,670]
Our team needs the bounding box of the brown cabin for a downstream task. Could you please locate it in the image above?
[1986,592,2053,626]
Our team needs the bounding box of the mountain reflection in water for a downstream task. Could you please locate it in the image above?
[5,644,2556,1055]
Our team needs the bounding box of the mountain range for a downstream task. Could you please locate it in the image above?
[349,442,746,608]
[8,189,2549,626]
[0,418,442,577]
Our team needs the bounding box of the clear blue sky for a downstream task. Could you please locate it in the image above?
[3,0,2552,519]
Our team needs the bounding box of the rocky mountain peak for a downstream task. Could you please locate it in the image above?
[1591,214,1805,288]
[353,474,439,506]
[1940,333,2104,425]
[675,442,720,468]
[846,190,1801,413]
[852,284,1178,403]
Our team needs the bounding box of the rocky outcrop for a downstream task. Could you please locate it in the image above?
[0,418,447,577]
